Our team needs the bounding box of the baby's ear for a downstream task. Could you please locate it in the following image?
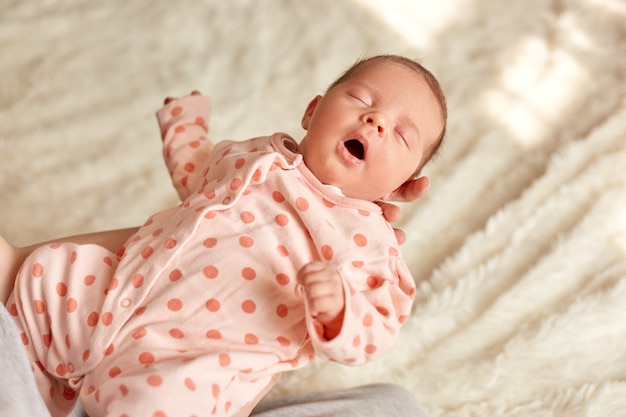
[381,176,430,202]
[301,95,322,130]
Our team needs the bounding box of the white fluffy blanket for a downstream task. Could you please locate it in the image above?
[1,1,625,416]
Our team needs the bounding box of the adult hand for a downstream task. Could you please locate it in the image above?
[379,176,430,244]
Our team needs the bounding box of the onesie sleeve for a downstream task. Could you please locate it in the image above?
[305,254,415,366]
[156,95,214,201]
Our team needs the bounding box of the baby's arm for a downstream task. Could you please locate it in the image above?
[156,92,214,200]
[306,256,415,366]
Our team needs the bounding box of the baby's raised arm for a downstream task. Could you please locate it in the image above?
[156,91,214,201]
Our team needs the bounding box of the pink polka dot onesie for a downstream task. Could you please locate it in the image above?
[8,95,416,417]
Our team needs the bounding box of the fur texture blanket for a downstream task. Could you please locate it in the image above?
[1,1,625,416]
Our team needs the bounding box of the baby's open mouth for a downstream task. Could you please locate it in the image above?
[344,139,365,160]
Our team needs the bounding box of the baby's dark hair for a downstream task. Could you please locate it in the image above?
[328,55,447,169]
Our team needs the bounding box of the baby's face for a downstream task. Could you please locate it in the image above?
[299,60,444,201]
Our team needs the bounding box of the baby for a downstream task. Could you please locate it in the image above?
[1,55,446,417]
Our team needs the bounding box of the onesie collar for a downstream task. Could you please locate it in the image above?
[269,133,382,214]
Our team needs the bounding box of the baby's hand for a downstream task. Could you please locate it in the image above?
[164,90,203,105]
[298,261,345,339]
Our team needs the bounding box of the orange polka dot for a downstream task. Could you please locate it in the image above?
[206,329,222,339]
[244,333,259,345]
[167,298,183,311]
[252,168,262,182]
[56,282,68,297]
[277,245,289,257]
[87,312,99,327]
[241,267,256,280]
[132,327,147,339]
[84,275,96,286]
[184,377,196,391]
[62,386,76,401]
[203,237,217,248]
[276,304,288,318]
[104,344,115,356]
[43,334,52,347]
[102,256,112,266]
[295,197,309,211]
[362,313,374,327]
[206,299,221,312]
[174,125,186,134]
[8,303,17,316]
[365,344,377,354]
[139,352,155,365]
[34,300,45,314]
[135,306,147,316]
[321,245,334,261]
[119,384,129,396]
[277,336,291,346]
[235,158,246,169]
[376,306,390,316]
[147,375,162,387]
[389,247,400,256]
[169,328,184,339]
[275,273,290,285]
[240,211,255,223]
[65,334,71,349]
[32,263,44,277]
[353,233,367,247]
[163,238,177,249]
[366,276,380,288]
[171,106,182,116]
[230,177,242,190]
[322,199,335,208]
[183,162,195,173]
[66,298,78,313]
[218,354,231,367]
[275,213,289,226]
[358,209,370,216]
[132,274,144,288]
[166,269,182,283]
[109,366,122,378]
[239,236,254,248]
[204,190,216,200]
[352,260,364,268]
[399,315,408,324]
[212,383,220,398]
[272,191,285,202]
[141,246,154,259]
[56,363,68,376]
[203,265,219,279]
[82,350,90,361]
[242,300,256,314]
[353,335,361,347]
[101,312,114,326]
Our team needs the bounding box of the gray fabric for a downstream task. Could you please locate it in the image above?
[0,303,50,417]
[1,304,427,417]
[251,384,429,417]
